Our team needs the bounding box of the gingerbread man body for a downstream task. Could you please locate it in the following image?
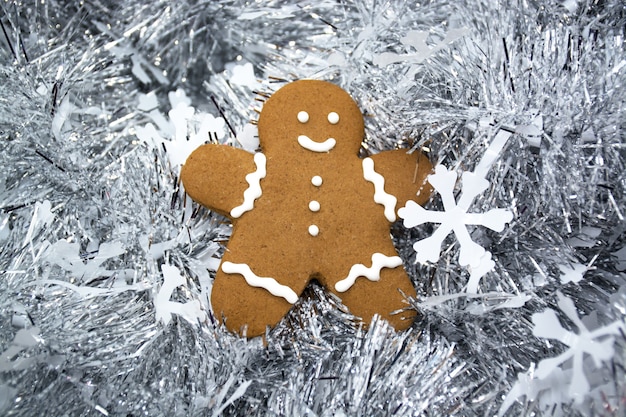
[181,80,432,337]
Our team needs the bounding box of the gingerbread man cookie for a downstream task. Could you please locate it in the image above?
[181,80,432,337]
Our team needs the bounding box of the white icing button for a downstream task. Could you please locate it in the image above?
[327,112,339,124]
[308,225,319,236]
[297,111,309,123]
[309,201,320,212]
[311,176,323,186]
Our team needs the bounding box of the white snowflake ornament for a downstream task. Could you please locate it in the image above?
[399,166,512,273]
[135,88,227,171]
[228,62,259,89]
[531,292,624,403]
[499,366,571,417]
[398,129,514,292]
[155,264,206,326]
[500,293,625,414]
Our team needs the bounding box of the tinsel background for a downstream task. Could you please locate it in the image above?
[0,0,625,415]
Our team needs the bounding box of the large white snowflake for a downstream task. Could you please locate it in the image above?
[398,128,514,292]
[499,292,625,414]
[398,164,513,292]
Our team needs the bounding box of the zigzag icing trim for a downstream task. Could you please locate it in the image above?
[362,157,397,222]
[230,152,266,218]
[221,261,298,304]
[334,253,403,292]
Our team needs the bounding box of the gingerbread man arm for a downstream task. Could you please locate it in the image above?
[370,149,433,210]
[181,144,260,218]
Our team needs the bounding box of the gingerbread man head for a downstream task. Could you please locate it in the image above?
[257,80,365,157]
[181,80,432,337]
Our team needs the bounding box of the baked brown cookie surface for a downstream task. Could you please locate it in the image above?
[181,80,432,337]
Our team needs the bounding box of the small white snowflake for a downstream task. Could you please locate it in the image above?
[0,327,42,372]
[499,366,571,417]
[44,239,125,282]
[399,128,515,292]
[373,27,468,67]
[228,62,259,89]
[155,264,206,326]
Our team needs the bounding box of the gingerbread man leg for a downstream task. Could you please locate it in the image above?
[323,231,417,331]
[333,262,417,331]
[211,252,308,337]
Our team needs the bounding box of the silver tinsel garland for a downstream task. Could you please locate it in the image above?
[0,0,624,415]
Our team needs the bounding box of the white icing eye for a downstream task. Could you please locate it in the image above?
[297,111,309,123]
[327,112,339,124]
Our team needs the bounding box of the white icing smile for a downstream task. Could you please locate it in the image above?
[297,135,336,152]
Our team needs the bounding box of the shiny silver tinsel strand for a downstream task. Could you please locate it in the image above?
[0,1,624,416]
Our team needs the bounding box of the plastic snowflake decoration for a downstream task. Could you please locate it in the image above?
[134,88,227,170]
[498,366,571,417]
[0,327,42,372]
[500,293,625,414]
[155,264,206,326]
[44,239,125,283]
[373,28,468,67]
[532,292,624,402]
[398,130,513,292]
